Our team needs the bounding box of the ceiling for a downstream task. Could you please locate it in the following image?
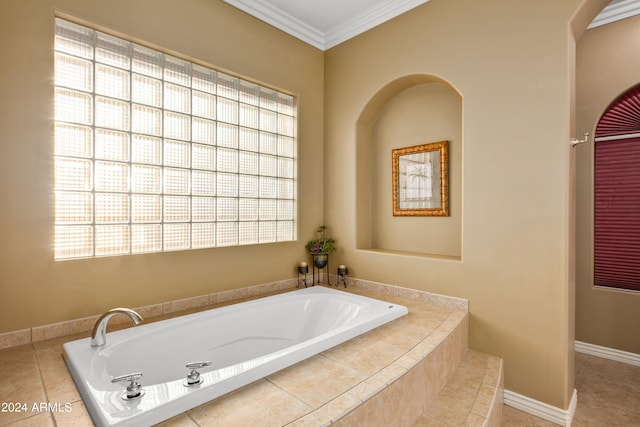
[223,0,640,51]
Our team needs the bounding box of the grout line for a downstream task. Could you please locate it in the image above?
[30,342,57,427]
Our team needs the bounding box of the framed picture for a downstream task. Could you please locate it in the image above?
[392,141,449,216]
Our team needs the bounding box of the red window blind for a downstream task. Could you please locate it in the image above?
[594,137,640,291]
[595,85,640,138]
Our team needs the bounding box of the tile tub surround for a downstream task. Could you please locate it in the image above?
[0,277,467,350]
[0,283,496,427]
[0,278,297,350]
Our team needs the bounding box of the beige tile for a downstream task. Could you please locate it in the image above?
[155,413,200,427]
[430,293,468,311]
[210,287,249,304]
[33,339,80,404]
[51,400,92,427]
[461,349,490,370]
[162,294,210,314]
[0,329,31,350]
[464,412,487,427]
[572,353,640,426]
[373,315,434,346]
[316,391,362,423]
[388,363,425,426]
[486,396,502,427]
[267,355,368,408]
[484,357,502,386]
[189,380,311,427]
[32,316,98,343]
[322,329,414,377]
[3,412,54,427]
[424,385,475,426]
[441,309,467,332]
[284,410,331,427]
[133,303,164,320]
[396,352,422,371]
[413,337,438,356]
[332,388,382,427]
[402,309,452,335]
[348,377,386,403]
[501,406,556,427]
[445,369,483,398]
[394,286,430,303]
[350,279,394,296]
[422,343,449,407]
[0,345,47,425]
[413,415,450,427]
[395,335,438,371]
[373,363,407,386]
[471,383,498,418]
[338,365,423,427]
[247,282,279,297]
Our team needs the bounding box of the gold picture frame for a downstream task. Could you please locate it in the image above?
[392,141,449,216]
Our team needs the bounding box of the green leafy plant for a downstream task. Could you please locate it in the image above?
[305,225,336,254]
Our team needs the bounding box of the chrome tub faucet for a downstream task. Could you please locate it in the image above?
[91,308,143,347]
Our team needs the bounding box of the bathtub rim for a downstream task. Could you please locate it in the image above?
[63,286,409,427]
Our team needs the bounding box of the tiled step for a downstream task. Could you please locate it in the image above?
[413,350,503,427]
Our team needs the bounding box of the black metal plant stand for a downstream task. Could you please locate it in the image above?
[312,253,329,285]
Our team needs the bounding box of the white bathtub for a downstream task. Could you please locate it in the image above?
[63,286,408,426]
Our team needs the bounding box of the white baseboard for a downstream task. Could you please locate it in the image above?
[575,341,640,367]
[504,388,577,427]
[504,342,640,426]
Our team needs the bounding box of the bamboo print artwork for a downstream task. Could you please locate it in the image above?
[404,159,433,201]
[392,141,448,216]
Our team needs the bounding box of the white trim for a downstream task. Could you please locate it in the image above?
[575,341,640,367]
[323,0,429,50]
[589,0,640,29]
[504,389,577,427]
[223,0,326,49]
[228,0,640,47]
[223,0,430,51]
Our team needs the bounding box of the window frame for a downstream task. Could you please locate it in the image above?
[53,17,298,260]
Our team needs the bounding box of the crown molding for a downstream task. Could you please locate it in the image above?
[589,0,640,28]
[224,0,325,49]
[224,0,430,51]
[226,0,638,48]
[323,0,429,50]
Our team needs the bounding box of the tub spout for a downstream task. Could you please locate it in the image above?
[91,308,143,347]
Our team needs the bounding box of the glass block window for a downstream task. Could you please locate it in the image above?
[54,18,296,260]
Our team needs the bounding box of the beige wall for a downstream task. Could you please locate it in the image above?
[324,0,605,408]
[370,82,462,257]
[0,0,324,332]
[575,15,640,354]
[0,0,613,412]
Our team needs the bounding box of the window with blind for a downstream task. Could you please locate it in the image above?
[594,85,640,292]
[54,18,297,260]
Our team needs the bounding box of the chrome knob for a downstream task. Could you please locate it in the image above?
[184,361,212,387]
[111,372,145,400]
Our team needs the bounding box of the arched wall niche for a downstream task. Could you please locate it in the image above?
[356,74,462,258]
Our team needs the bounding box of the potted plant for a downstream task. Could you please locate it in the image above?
[305,225,336,268]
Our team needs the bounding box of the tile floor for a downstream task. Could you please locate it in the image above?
[502,352,640,426]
